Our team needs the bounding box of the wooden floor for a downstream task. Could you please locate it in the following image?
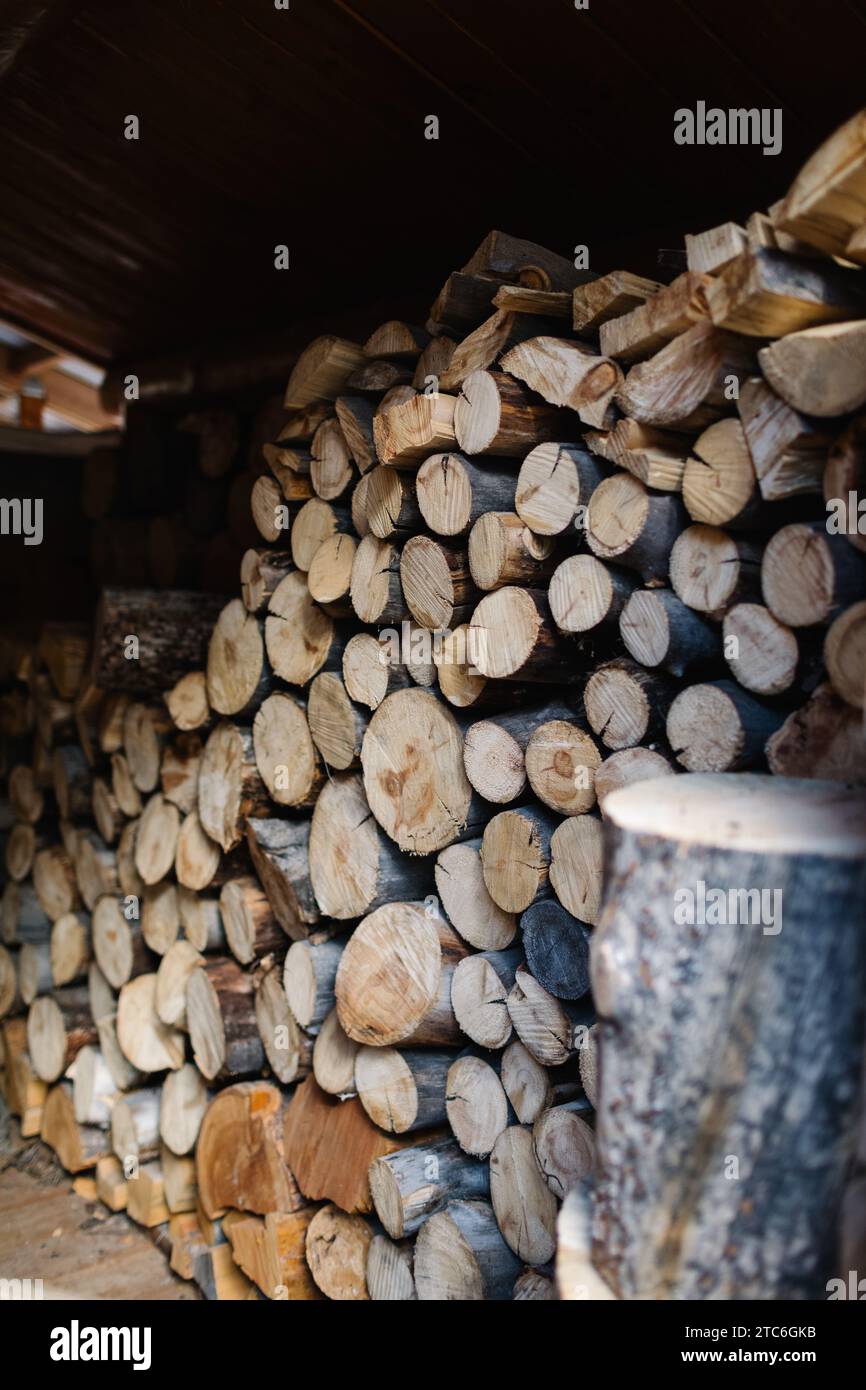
[0,1163,199,1301]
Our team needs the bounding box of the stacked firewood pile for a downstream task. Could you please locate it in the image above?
[2,109,866,1301]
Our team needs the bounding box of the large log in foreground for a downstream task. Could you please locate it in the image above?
[588,773,866,1299]
[90,589,228,694]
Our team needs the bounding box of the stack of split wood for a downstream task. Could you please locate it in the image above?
[2,108,866,1302]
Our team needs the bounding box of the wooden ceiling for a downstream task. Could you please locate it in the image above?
[0,0,863,366]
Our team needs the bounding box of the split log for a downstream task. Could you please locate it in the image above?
[336,902,468,1047]
[553,811,606,928]
[361,689,477,854]
[706,247,866,338]
[312,1008,359,1098]
[111,1086,161,1163]
[90,589,226,695]
[761,523,866,627]
[434,839,517,950]
[160,734,202,816]
[283,336,366,408]
[187,957,264,1081]
[246,816,319,939]
[197,1079,303,1218]
[454,370,571,457]
[160,1062,209,1157]
[6,822,37,881]
[737,376,832,500]
[579,1023,600,1107]
[0,943,20,1018]
[2,881,50,946]
[599,271,710,362]
[355,1047,452,1133]
[758,321,866,418]
[572,270,663,332]
[586,418,691,493]
[469,587,576,683]
[28,986,96,1082]
[683,418,759,528]
[591,773,866,1298]
[722,603,801,696]
[155,939,204,1028]
[532,1103,596,1200]
[586,473,686,582]
[549,554,637,635]
[254,966,311,1085]
[87,962,142,1092]
[776,109,866,255]
[311,416,353,501]
[619,588,721,678]
[92,776,123,844]
[490,1125,557,1265]
[685,221,747,274]
[669,524,762,616]
[95,1155,127,1211]
[224,1209,320,1301]
[116,973,185,1073]
[335,395,377,474]
[513,1270,557,1300]
[206,600,271,720]
[524,719,601,814]
[507,965,588,1066]
[369,1138,490,1238]
[481,804,559,913]
[439,310,552,390]
[450,948,522,1048]
[266,569,339,685]
[493,284,571,317]
[283,1074,405,1213]
[198,721,270,853]
[766,682,866,783]
[461,229,592,292]
[416,451,518,538]
[307,672,368,770]
[616,323,755,432]
[283,935,345,1034]
[347,359,413,393]
[445,1052,510,1157]
[134,793,181,886]
[40,1082,110,1172]
[373,392,457,466]
[414,1199,520,1300]
[521,900,591,1000]
[305,1205,371,1301]
[584,659,674,750]
[427,271,498,336]
[499,337,622,428]
[594,747,676,815]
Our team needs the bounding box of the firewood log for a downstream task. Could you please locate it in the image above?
[197,1079,303,1218]
[219,876,285,966]
[206,599,272,720]
[239,547,294,614]
[682,418,760,529]
[532,1102,595,1201]
[92,776,123,844]
[283,336,366,409]
[364,464,423,539]
[90,589,226,695]
[187,957,264,1081]
[266,569,342,685]
[48,910,89,987]
[500,337,621,429]
[254,965,311,1085]
[6,821,38,881]
[824,600,866,709]
[224,1209,320,1301]
[685,220,747,274]
[572,270,663,332]
[284,1073,409,1212]
[619,588,721,678]
[155,939,203,1029]
[461,229,592,293]
[160,1062,209,1157]
[9,764,43,822]
[599,271,711,362]
[290,498,348,571]
[369,1137,490,1238]
[19,940,53,1004]
[367,1234,416,1301]
[111,753,142,819]
[306,533,357,614]
[454,369,571,457]
[521,900,591,1000]
[722,603,801,696]
[312,1008,359,1098]
[336,902,468,1047]
[737,376,831,501]
[427,271,497,336]
[198,721,269,853]
[250,692,322,810]
[513,1269,557,1300]
[311,416,353,501]
[308,773,430,920]
[706,246,866,336]
[490,1124,557,1265]
[175,810,221,890]
[34,845,80,920]
[373,391,457,466]
[134,793,180,886]
[160,733,202,816]
[124,701,172,793]
[416,451,518,538]
[481,803,559,913]
[117,973,184,1073]
[758,321,866,419]
[28,985,96,1082]
[776,109,866,255]
[111,1085,162,1163]
[667,680,784,771]
[507,964,589,1066]
[2,880,50,945]
[87,962,142,1092]
[591,772,866,1297]
[307,672,368,770]
[616,322,756,431]
[72,1045,117,1126]
[434,839,517,951]
[514,442,603,538]
[95,1155,127,1211]
[450,948,522,1048]
[766,682,866,782]
[52,744,91,821]
[548,554,637,637]
[594,746,676,814]
[524,718,601,814]
[669,524,762,616]
[587,473,686,582]
[0,943,20,1018]
[399,534,479,629]
[584,658,674,751]
[761,523,866,627]
[467,511,558,594]
[446,1052,511,1158]
[75,830,120,910]
[342,631,412,709]
[349,534,407,623]
[335,395,377,474]
[40,1081,110,1172]
[305,1205,371,1301]
[245,816,319,939]
[469,587,576,683]
[283,935,345,1035]
[414,1199,521,1300]
[355,1046,452,1134]
[347,359,413,392]
[361,689,478,854]
[585,417,691,493]
[176,888,224,952]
